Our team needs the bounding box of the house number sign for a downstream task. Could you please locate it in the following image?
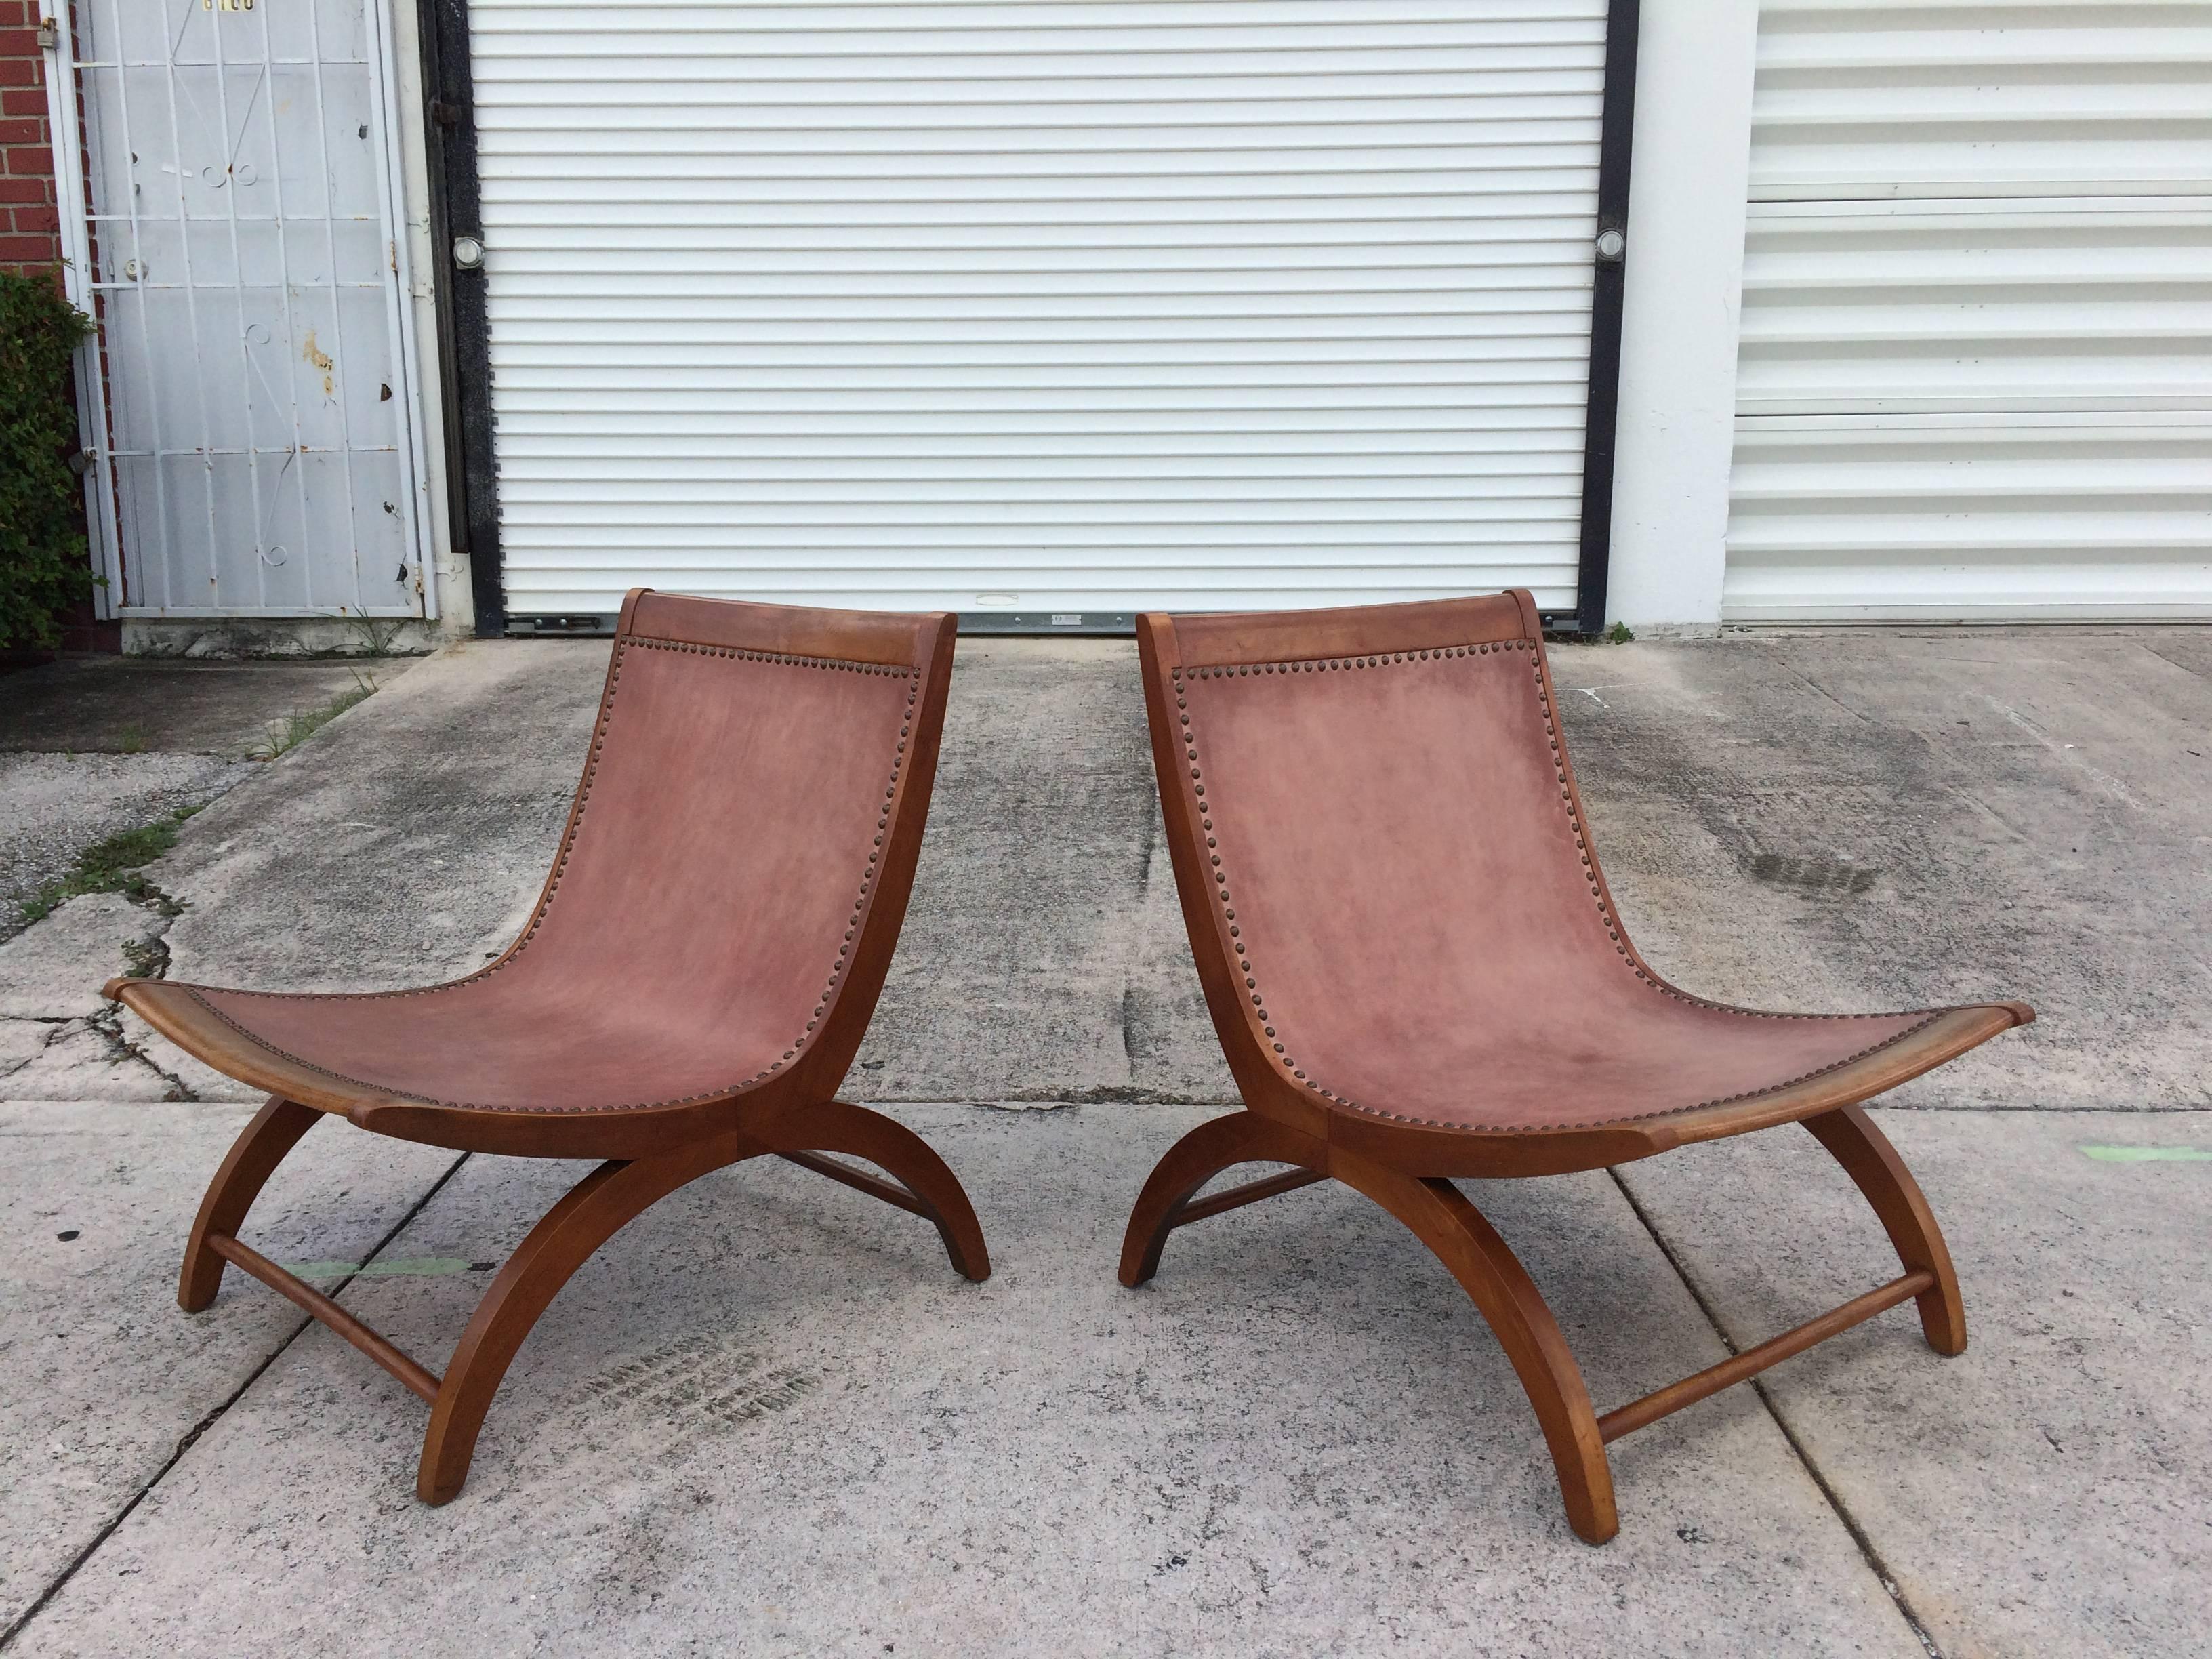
[205,0,256,10]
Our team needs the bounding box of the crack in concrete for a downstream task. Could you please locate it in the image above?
[1606,1166,1948,1659]
[2133,638,2211,686]
[1765,652,1882,731]
[0,1149,473,1653]
[922,1098,2212,1118]
[118,931,171,983]
[1554,682,1616,709]
[1976,695,2146,812]
[83,1006,199,1103]
[1133,797,1157,901]
[989,1086,1237,1107]
[0,847,198,1097]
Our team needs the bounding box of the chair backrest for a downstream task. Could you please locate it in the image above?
[498,590,956,1099]
[1137,591,1647,1115]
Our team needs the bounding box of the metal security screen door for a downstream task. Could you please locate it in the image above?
[466,1,1621,626]
[52,0,432,619]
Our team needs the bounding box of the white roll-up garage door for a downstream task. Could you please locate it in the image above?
[468,1,1613,623]
[1725,1,2212,622]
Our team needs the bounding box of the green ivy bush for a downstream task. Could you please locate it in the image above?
[1,271,97,647]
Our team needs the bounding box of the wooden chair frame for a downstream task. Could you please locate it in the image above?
[115,592,987,1504]
[1120,592,2031,1544]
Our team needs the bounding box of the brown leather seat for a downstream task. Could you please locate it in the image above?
[1120,590,2032,1543]
[112,590,988,1504]
[119,591,947,1155]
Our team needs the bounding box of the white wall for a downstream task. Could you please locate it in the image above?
[1603,0,1761,632]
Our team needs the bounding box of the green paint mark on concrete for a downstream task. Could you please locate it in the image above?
[2079,1145,2212,1163]
[280,1256,478,1282]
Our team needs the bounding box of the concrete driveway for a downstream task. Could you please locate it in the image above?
[1,629,2206,1656]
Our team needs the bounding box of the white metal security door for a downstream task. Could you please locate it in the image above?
[1724,1,2212,621]
[51,0,432,618]
[470,1,1613,622]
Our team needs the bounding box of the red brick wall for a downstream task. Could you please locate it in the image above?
[0,1,60,275]
[0,3,111,652]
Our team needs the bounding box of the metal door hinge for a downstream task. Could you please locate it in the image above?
[1595,228,1626,264]
[36,16,58,49]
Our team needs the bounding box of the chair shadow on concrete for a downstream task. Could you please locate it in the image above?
[1119,590,2032,1544]
[110,591,987,1504]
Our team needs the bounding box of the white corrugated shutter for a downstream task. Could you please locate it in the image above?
[468,1,1612,621]
[1725,2,2212,621]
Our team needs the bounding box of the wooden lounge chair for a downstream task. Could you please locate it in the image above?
[108,591,988,1504]
[1120,590,2032,1544]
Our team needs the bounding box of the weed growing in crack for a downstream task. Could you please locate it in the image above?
[16,805,201,926]
[338,612,409,657]
[118,936,171,981]
[248,668,377,761]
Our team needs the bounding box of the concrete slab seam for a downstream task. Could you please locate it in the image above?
[1603,1165,1947,1659]
[0,1147,474,1653]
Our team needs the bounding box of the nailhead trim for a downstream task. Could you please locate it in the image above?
[1174,642,1943,1134]
[627,634,914,677]
[184,635,922,1115]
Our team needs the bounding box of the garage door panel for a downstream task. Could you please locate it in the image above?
[1725,416,2212,620]
[494,446,1588,475]
[1736,200,2212,418]
[504,568,1581,617]
[473,0,1610,619]
[1752,0,2212,200]
[1725,4,2212,622]
[470,3,1608,41]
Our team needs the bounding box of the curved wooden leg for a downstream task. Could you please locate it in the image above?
[762,1100,991,1283]
[1118,1111,1324,1287]
[417,1128,759,1505]
[180,1096,322,1313]
[1803,1103,1966,1355]
[1330,1153,1618,1545]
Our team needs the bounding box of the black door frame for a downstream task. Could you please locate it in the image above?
[417,0,504,637]
[1576,0,1640,636]
[422,1,1639,639]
